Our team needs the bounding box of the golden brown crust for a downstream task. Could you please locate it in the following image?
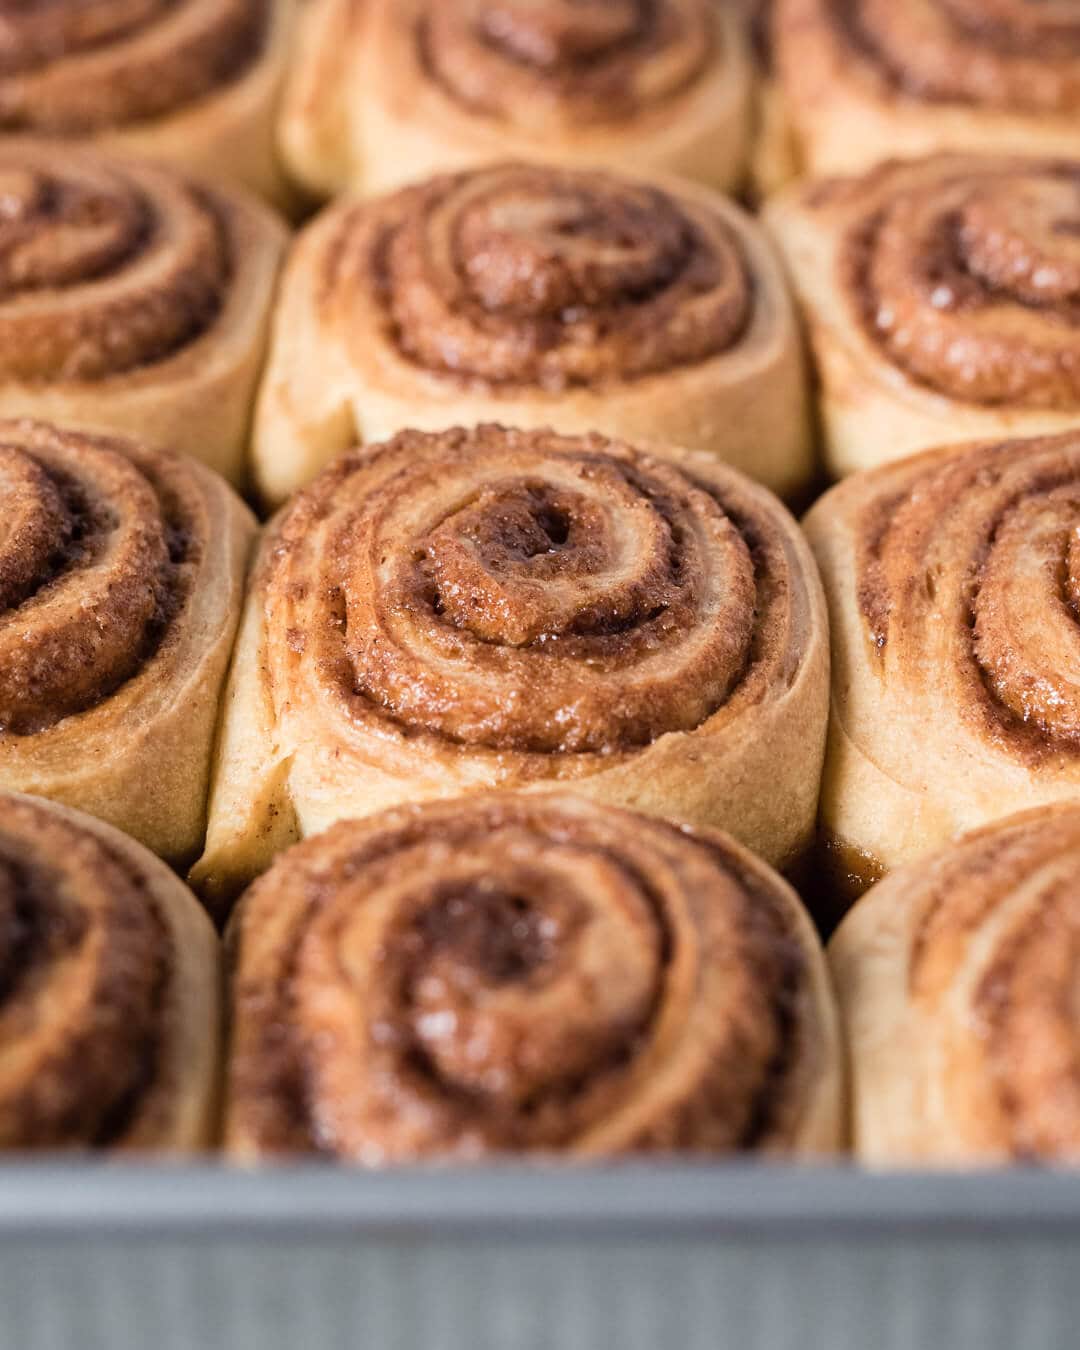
[766,155,1080,477]
[0,419,254,863]
[226,792,842,1161]
[775,0,1080,174]
[0,140,286,486]
[0,790,220,1152]
[805,429,1080,874]
[195,425,829,907]
[253,162,811,505]
[279,0,753,198]
[831,804,1080,1165]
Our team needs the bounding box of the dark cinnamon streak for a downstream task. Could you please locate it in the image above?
[262,426,804,758]
[853,436,1080,764]
[697,836,806,1149]
[0,424,198,736]
[0,0,270,133]
[346,166,755,392]
[0,801,171,1149]
[839,161,1080,411]
[232,799,809,1157]
[0,163,233,384]
[415,1,715,126]
[973,886,1080,1161]
[900,811,1080,1161]
[827,0,1080,110]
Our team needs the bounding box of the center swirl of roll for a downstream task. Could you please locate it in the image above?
[0,796,168,1149]
[0,145,229,384]
[381,165,752,388]
[836,0,1080,112]
[277,427,776,756]
[421,0,714,126]
[367,852,665,1117]
[230,795,809,1157]
[847,162,1080,408]
[0,421,193,736]
[297,828,671,1151]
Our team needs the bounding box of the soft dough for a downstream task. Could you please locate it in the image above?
[194,424,829,909]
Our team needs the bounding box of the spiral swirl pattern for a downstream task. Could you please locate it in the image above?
[0,142,233,385]
[832,804,1080,1163]
[812,0,1080,114]
[841,158,1080,410]
[0,792,216,1150]
[227,793,838,1159]
[333,163,752,389]
[0,0,268,133]
[419,0,715,128]
[851,432,1080,758]
[261,425,809,759]
[0,420,198,736]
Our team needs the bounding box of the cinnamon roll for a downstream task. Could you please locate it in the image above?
[0,0,295,208]
[280,0,753,200]
[226,792,842,1161]
[193,425,829,909]
[0,791,219,1152]
[774,0,1080,175]
[767,154,1080,478]
[253,161,812,507]
[0,419,254,864]
[804,429,1080,882]
[0,140,285,488]
[832,804,1080,1166]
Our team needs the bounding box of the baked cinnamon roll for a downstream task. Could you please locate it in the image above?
[194,425,829,909]
[0,419,254,864]
[767,154,1080,477]
[774,0,1080,175]
[0,791,220,1152]
[253,161,811,506]
[0,140,285,487]
[804,429,1080,881]
[226,792,843,1161]
[832,804,1080,1166]
[0,0,295,207]
[280,0,753,199]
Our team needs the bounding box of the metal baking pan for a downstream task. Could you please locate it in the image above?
[2,1162,1077,1350]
